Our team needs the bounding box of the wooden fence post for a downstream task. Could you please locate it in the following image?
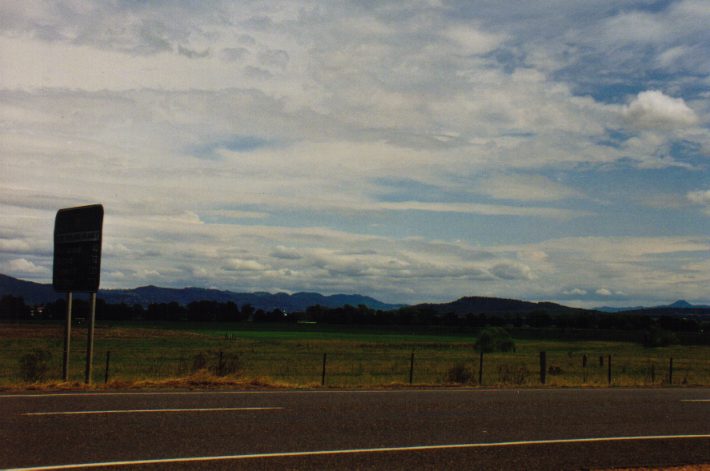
[540,351,547,385]
[321,353,327,386]
[607,355,612,385]
[104,351,111,385]
[409,352,414,385]
[478,350,484,386]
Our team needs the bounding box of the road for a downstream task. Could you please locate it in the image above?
[1,388,709,470]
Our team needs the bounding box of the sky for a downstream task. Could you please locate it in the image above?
[1,1,709,308]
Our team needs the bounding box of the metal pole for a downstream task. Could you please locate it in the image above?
[85,292,96,384]
[62,292,73,381]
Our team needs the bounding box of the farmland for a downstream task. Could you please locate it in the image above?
[2,321,709,388]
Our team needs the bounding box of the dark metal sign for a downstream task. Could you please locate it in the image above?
[53,204,104,292]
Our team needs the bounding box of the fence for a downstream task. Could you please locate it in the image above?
[2,345,708,387]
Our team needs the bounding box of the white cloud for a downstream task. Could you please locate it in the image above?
[688,190,710,215]
[0,2,708,306]
[563,288,587,296]
[623,90,698,130]
[476,174,581,202]
[595,288,612,297]
[4,258,48,275]
[687,190,710,205]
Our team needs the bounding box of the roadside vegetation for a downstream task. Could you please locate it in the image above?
[1,321,709,389]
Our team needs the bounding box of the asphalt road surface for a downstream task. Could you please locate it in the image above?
[1,388,709,470]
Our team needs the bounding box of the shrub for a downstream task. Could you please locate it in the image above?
[19,349,52,382]
[445,364,473,384]
[189,351,241,376]
[475,327,516,353]
[642,327,679,348]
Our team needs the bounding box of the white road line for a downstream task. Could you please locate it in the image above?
[0,389,494,399]
[23,407,282,416]
[7,434,710,471]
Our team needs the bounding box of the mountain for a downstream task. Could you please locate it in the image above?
[0,274,59,305]
[596,300,710,313]
[0,274,402,312]
[404,296,593,317]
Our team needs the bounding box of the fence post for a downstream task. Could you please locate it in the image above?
[540,351,547,385]
[218,351,224,376]
[651,363,655,384]
[478,350,484,386]
[607,355,612,385]
[582,354,588,383]
[409,352,414,385]
[321,353,327,386]
[668,358,673,385]
[104,351,111,385]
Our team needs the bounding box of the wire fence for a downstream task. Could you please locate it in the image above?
[3,344,709,388]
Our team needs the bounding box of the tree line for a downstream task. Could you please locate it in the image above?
[1,294,706,338]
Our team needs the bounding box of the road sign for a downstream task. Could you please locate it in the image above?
[53,204,104,292]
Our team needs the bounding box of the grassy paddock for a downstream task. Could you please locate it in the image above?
[1,322,709,388]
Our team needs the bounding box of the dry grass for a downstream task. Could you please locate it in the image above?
[2,322,709,389]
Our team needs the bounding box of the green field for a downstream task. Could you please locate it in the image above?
[2,321,709,388]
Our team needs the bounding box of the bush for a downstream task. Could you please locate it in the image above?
[475,327,516,353]
[189,351,241,376]
[445,364,473,384]
[19,349,52,382]
[643,327,679,348]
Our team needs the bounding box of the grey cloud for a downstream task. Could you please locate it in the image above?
[244,66,273,80]
[222,47,250,61]
[258,49,289,69]
[490,263,533,280]
[270,246,302,260]
[178,45,210,59]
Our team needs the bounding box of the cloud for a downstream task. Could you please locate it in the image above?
[270,246,302,260]
[476,174,581,202]
[687,190,710,215]
[4,258,48,275]
[178,45,210,59]
[687,190,710,205]
[595,288,612,297]
[623,90,698,130]
[490,263,533,281]
[223,258,269,272]
[1,2,709,307]
[563,288,587,296]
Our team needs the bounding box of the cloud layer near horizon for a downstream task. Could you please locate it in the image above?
[1,1,709,307]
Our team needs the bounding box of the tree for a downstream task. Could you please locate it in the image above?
[474,327,516,353]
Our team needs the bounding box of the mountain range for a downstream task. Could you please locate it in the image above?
[0,274,402,312]
[2,273,709,318]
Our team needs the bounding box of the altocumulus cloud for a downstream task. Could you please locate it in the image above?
[1,1,709,307]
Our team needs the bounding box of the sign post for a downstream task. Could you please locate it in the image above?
[53,204,104,384]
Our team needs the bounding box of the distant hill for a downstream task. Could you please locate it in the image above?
[597,300,710,313]
[0,274,403,312]
[404,296,593,317]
